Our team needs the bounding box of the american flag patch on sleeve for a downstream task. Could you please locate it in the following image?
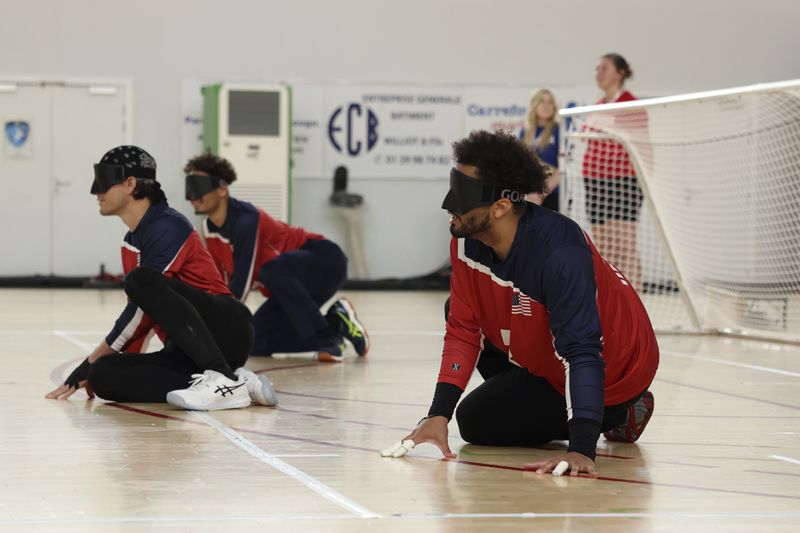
[511,292,533,316]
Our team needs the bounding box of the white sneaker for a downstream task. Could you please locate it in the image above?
[235,367,278,407]
[166,370,251,411]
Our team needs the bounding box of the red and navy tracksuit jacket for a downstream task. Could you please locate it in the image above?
[202,197,323,301]
[441,203,659,445]
[104,204,231,353]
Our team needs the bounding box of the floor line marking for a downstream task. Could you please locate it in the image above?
[655,378,800,411]
[663,350,800,378]
[103,402,800,503]
[274,389,428,407]
[191,412,380,519]
[450,459,800,501]
[3,511,800,524]
[771,454,800,466]
[271,454,341,458]
[53,330,95,352]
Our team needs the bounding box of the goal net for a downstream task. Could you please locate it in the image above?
[560,80,800,342]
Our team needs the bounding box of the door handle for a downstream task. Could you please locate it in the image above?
[54,178,71,194]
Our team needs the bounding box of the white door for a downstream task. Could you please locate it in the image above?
[51,84,129,276]
[0,84,52,275]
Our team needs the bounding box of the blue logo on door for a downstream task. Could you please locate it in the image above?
[5,121,30,148]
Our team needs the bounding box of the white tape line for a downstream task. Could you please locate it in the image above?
[771,454,800,466]
[663,350,800,378]
[53,330,95,352]
[4,511,800,525]
[192,412,380,518]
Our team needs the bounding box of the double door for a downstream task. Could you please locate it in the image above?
[0,80,130,276]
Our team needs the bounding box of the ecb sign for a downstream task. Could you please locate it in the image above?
[328,103,379,156]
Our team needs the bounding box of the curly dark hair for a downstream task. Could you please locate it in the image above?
[183,152,237,184]
[452,130,548,213]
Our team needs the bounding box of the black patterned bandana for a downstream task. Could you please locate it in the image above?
[92,145,157,194]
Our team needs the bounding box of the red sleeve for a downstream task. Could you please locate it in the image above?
[438,239,483,390]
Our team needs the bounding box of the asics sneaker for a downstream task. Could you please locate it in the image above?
[234,367,278,407]
[166,370,250,411]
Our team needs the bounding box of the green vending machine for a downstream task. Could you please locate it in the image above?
[202,83,292,222]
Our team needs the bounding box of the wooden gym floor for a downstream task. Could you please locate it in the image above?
[1,288,798,531]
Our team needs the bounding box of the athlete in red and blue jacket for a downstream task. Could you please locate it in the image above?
[184,154,368,363]
[384,131,658,476]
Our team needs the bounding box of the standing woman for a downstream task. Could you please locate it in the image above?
[583,53,643,289]
[520,89,560,211]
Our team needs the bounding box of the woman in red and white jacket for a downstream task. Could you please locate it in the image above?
[583,53,645,289]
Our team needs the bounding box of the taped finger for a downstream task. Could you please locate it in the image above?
[380,439,416,458]
[552,460,569,477]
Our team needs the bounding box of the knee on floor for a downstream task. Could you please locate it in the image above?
[454,400,486,445]
[87,357,121,401]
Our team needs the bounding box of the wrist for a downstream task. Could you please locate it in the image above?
[428,382,463,420]
[567,419,601,461]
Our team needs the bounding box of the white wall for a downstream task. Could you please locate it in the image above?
[2,0,798,278]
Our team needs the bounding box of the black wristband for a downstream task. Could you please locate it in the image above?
[427,382,463,420]
[567,419,601,461]
[64,358,92,388]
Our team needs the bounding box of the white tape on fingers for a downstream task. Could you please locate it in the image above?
[380,439,416,458]
[392,439,416,458]
[380,442,403,457]
[552,460,569,477]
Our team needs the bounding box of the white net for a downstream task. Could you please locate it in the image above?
[561,81,800,341]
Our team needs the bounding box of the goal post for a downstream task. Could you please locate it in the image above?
[559,80,800,342]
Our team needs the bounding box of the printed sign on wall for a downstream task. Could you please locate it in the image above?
[182,81,597,180]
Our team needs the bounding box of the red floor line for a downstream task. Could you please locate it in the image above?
[276,406,412,432]
[656,378,800,411]
[657,460,719,469]
[106,402,378,453]
[451,459,800,501]
[104,402,800,502]
[253,363,320,374]
[273,389,429,407]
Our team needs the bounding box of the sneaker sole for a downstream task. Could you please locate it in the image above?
[317,351,344,363]
[338,297,370,357]
[604,391,655,442]
[166,391,251,411]
[253,375,279,407]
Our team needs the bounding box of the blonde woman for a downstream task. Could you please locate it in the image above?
[520,89,560,211]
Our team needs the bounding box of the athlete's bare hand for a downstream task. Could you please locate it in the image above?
[381,416,456,459]
[525,452,597,477]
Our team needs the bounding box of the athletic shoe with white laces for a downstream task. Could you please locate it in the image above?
[603,390,655,442]
[326,297,370,356]
[166,370,251,411]
[234,367,278,407]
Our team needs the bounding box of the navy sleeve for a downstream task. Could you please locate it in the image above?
[104,218,191,350]
[540,244,605,458]
[228,210,260,301]
[139,219,192,272]
[104,302,144,350]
